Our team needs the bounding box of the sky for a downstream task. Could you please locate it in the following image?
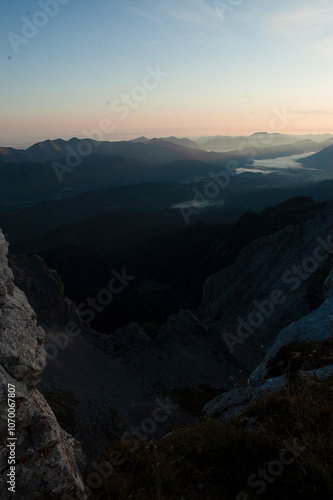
[1,0,333,146]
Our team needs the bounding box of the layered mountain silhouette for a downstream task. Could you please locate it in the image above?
[196,132,333,152]
[0,137,245,211]
[0,137,230,165]
[1,134,332,213]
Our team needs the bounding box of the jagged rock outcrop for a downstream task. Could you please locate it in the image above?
[12,259,256,459]
[8,201,333,469]
[0,230,89,499]
[8,251,256,429]
[249,264,333,386]
[197,201,333,352]
[38,309,252,459]
[9,253,87,329]
[204,264,333,420]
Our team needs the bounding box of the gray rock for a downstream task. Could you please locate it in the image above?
[304,364,333,380]
[9,253,87,329]
[0,233,45,389]
[249,266,333,386]
[197,202,333,353]
[203,264,333,422]
[203,375,286,418]
[203,364,333,422]
[0,229,89,499]
[9,202,333,470]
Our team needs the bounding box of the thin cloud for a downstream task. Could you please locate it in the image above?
[143,40,165,46]
[273,9,325,29]
[266,4,333,58]
[122,4,162,23]
[162,0,221,28]
[122,0,237,44]
[143,34,198,46]
[268,5,333,33]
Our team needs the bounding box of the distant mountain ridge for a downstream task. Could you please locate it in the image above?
[0,137,229,165]
[299,143,333,172]
[158,136,203,149]
[196,133,333,152]
[0,137,245,212]
[2,133,333,161]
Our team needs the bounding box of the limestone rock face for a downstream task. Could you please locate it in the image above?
[0,232,45,389]
[249,265,333,386]
[203,265,333,420]
[9,253,86,329]
[197,202,333,353]
[0,229,89,499]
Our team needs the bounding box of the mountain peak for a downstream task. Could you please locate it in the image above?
[131,136,150,143]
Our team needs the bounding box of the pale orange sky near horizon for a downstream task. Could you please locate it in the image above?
[1,109,333,148]
[2,0,333,147]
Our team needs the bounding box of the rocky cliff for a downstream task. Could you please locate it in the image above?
[204,262,333,420]
[3,200,332,496]
[8,245,260,462]
[197,201,333,353]
[0,230,89,499]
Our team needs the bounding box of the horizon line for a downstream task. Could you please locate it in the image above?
[2,130,333,149]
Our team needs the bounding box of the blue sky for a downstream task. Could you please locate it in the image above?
[1,0,333,146]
